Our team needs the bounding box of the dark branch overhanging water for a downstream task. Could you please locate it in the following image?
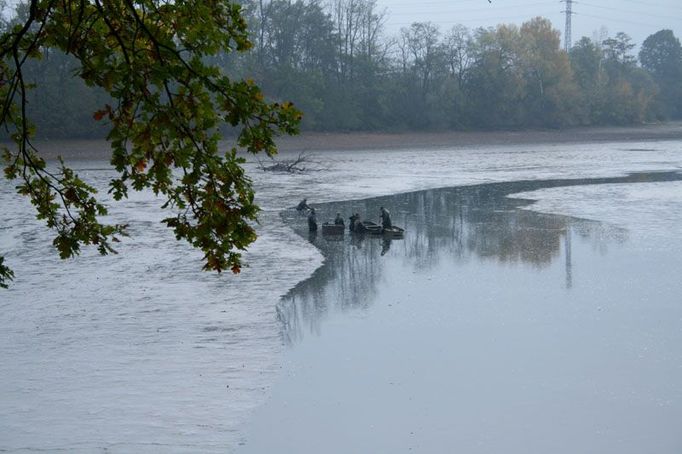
[277,171,682,344]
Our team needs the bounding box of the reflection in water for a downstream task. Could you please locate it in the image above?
[278,172,682,344]
[565,225,573,289]
[381,238,391,256]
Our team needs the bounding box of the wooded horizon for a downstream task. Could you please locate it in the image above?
[6,0,682,138]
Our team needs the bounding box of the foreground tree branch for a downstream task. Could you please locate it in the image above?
[0,0,301,288]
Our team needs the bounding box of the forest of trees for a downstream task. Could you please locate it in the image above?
[4,0,682,137]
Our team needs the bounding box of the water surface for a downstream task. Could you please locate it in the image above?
[2,140,682,452]
[243,172,682,454]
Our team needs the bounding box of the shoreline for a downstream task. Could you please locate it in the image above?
[274,122,682,153]
[14,121,682,160]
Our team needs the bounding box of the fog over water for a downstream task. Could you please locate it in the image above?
[1,138,682,452]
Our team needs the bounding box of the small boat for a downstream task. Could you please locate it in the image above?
[356,221,382,234]
[382,226,405,238]
[321,223,345,235]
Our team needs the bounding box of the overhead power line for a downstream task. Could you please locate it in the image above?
[386,1,551,16]
[390,11,557,27]
[576,12,662,30]
[619,0,682,9]
[384,0,494,6]
[578,1,680,21]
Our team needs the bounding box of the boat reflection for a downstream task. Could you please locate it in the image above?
[277,172,681,344]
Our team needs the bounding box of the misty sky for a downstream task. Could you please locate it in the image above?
[2,0,680,51]
[375,0,682,50]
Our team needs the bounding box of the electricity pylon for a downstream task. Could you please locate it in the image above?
[561,0,574,52]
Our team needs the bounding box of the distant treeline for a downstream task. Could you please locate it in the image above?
[5,0,682,137]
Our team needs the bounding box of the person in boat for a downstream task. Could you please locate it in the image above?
[296,198,310,212]
[334,212,345,226]
[380,206,392,230]
[349,213,359,232]
[307,208,318,232]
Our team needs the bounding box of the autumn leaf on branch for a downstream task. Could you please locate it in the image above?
[0,0,301,288]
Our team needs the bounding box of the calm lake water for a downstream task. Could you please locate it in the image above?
[2,138,682,452]
[243,173,682,454]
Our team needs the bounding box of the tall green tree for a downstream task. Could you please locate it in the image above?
[569,36,604,123]
[24,49,111,137]
[599,32,656,124]
[0,0,301,288]
[465,25,526,128]
[248,0,336,128]
[441,25,472,127]
[397,22,446,128]
[602,32,637,69]
[639,29,682,119]
[326,0,389,129]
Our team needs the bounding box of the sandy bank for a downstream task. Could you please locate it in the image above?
[17,121,682,160]
[274,122,682,152]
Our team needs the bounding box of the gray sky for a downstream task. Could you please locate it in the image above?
[375,0,682,50]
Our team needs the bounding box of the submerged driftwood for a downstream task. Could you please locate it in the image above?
[257,152,321,173]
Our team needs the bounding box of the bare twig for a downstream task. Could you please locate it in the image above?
[256,151,324,173]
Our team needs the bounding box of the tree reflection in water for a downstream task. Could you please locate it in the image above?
[277,172,682,344]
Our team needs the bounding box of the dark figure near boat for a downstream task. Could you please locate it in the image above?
[308,208,318,232]
[334,213,345,226]
[349,213,360,232]
[380,207,392,230]
[296,198,310,212]
[381,238,391,256]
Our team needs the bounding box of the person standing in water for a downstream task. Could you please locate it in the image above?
[349,213,359,232]
[308,208,318,232]
[334,212,345,226]
[380,206,392,230]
